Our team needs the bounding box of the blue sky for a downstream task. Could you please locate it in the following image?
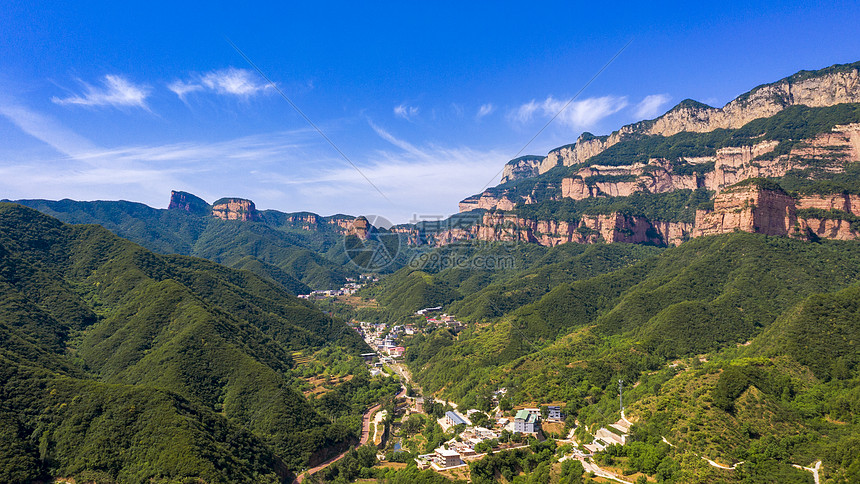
[2,1,859,223]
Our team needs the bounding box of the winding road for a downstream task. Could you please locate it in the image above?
[294,385,405,483]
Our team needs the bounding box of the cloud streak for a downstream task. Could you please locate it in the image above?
[476,103,495,119]
[52,75,150,109]
[635,94,671,119]
[512,95,629,130]
[393,103,419,120]
[168,67,272,100]
[262,123,509,221]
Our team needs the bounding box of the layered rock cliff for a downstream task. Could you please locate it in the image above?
[458,211,693,247]
[693,182,797,237]
[168,190,210,216]
[211,198,260,221]
[463,60,860,211]
[556,121,859,194]
[501,156,544,183]
[451,181,860,248]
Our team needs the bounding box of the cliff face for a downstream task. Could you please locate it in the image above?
[472,212,692,247]
[168,190,210,216]
[534,62,860,176]
[459,192,518,212]
[455,183,860,248]
[796,193,860,214]
[464,61,860,212]
[559,123,860,201]
[211,198,260,221]
[693,184,797,237]
[501,156,543,183]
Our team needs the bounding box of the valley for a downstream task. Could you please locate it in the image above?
[2,58,860,484]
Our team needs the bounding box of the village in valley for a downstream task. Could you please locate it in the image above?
[343,304,638,483]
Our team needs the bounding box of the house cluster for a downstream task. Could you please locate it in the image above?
[298,281,363,300]
[356,322,415,359]
[424,313,465,332]
[419,410,501,470]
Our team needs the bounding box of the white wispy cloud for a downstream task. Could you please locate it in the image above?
[168,67,272,100]
[259,122,509,222]
[167,80,205,100]
[368,120,427,157]
[0,98,317,209]
[51,75,150,109]
[476,103,495,119]
[511,95,629,130]
[393,103,419,120]
[1,96,507,223]
[634,94,671,119]
[512,100,540,124]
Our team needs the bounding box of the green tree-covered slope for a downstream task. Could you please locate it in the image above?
[0,203,374,483]
[9,198,354,290]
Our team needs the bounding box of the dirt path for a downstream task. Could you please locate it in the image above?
[660,435,743,470]
[295,385,405,483]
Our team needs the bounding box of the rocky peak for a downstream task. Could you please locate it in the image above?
[501,156,544,183]
[211,197,260,221]
[463,60,860,211]
[167,190,210,216]
[348,216,371,239]
[693,180,796,237]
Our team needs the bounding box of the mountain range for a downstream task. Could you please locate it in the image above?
[4,59,860,483]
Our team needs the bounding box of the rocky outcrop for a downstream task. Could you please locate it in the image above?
[459,192,518,212]
[540,62,860,176]
[501,156,544,183]
[560,123,860,201]
[463,61,860,211]
[693,183,797,237]
[168,190,210,216]
[211,198,260,221]
[796,193,860,215]
[472,212,692,247]
[797,217,860,240]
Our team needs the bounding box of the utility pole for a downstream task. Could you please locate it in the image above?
[618,379,624,412]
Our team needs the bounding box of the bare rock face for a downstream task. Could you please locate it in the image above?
[462,61,860,212]
[459,192,518,212]
[168,190,210,216]
[797,217,860,240]
[501,156,543,183]
[471,212,692,247]
[211,198,260,221]
[796,193,860,215]
[693,184,796,237]
[560,123,860,201]
[348,216,370,240]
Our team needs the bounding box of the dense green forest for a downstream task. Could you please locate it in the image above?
[382,233,860,481]
[9,198,360,290]
[0,203,396,483]
[355,242,661,323]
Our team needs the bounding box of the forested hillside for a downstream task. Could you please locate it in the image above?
[0,203,394,483]
[388,233,860,481]
[10,198,355,290]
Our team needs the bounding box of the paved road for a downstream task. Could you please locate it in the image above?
[295,385,406,483]
[792,460,821,484]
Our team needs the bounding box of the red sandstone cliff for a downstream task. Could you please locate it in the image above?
[211,198,260,221]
